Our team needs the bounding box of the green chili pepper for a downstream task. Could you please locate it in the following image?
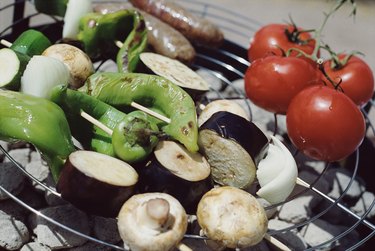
[80,72,199,152]
[0,90,75,181]
[112,110,159,163]
[50,85,159,163]
[77,9,147,72]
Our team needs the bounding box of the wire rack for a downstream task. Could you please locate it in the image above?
[0,0,374,250]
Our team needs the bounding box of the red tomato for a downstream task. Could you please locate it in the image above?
[323,54,374,107]
[244,55,321,114]
[286,85,366,162]
[248,24,317,64]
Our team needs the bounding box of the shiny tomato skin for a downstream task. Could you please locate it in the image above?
[248,24,317,64]
[323,54,374,107]
[244,55,321,114]
[286,85,366,162]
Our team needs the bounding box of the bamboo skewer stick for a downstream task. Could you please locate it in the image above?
[2,39,171,125]
[264,234,291,251]
[1,39,12,47]
[80,110,113,135]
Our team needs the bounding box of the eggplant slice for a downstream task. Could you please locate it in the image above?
[137,140,212,214]
[56,150,138,217]
[198,111,269,189]
[139,52,210,99]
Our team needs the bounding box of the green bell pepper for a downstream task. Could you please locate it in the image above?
[80,72,199,152]
[77,9,148,72]
[0,90,75,181]
[50,85,159,163]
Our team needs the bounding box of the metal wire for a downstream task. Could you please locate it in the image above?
[0,0,374,250]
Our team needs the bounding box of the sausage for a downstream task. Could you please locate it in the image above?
[93,3,196,63]
[129,0,224,47]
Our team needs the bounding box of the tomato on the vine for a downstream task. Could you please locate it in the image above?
[323,54,374,107]
[248,23,318,64]
[244,55,321,114]
[286,85,366,162]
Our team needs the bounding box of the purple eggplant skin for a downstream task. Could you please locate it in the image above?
[199,111,269,166]
[136,157,213,214]
[56,161,136,218]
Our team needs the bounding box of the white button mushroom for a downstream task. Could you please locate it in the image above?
[117,192,188,251]
[197,186,268,249]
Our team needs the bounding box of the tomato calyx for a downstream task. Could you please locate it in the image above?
[322,44,364,70]
[284,19,315,46]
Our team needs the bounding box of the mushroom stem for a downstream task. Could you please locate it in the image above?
[141,198,171,231]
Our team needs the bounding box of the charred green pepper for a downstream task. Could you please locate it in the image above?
[77,9,147,72]
[80,72,199,152]
[112,110,159,163]
[50,85,159,163]
[0,90,75,181]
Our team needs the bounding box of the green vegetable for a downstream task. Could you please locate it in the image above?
[0,48,30,90]
[11,29,52,56]
[112,111,159,163]
[80,72,199,152]
[0,90,75,181]
[77,9,147,72]
[33,0,68,17]
[50,85,159,162]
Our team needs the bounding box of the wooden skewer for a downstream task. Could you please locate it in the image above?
[1,39,172,125]
[1,39,12,48]
[264,233,291,251]
[176,243,193,251]
[80,110,113,135]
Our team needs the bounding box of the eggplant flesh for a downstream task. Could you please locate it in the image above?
[198,111,269,189]
[137,140,212,214]
[56,150,138,217]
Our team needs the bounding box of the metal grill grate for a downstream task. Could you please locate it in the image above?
[0,0,374,250]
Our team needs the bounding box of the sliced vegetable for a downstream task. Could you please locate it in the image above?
[198,99,250,127]
[42,43,94,89]
[21,55,70,99]
[256,135,298,204]
[198,111,269,189]
[140,52,209,98]
[0,90,75,181]
[117,192,188,251]
[63,0,92,39]
[80,72,199,152]
[0,48,30,90]
[138,140,212,213]
[197,186,268,249]
[10,29,52,56]
[56,150,138,217]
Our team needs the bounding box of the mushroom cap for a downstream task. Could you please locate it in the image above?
[118,192,188,251]
[197,186,268,249]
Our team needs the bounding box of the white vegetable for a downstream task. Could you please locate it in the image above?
[117,193,187,251]
[256,135,298,204]
[42,44,94,89]
[63,0,92,39]
[197,186,268,249]
[21,55,69,99]
[198,99,250,127]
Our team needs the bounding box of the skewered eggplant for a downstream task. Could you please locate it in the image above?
[198,99,250,127]
[198,111,269,189]
[139,52,210,99]
[137,140,212,213]
[197,186,268,249]
[117,192,187,251]
[56,150,138,217]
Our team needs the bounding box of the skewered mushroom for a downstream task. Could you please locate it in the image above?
[117,192,188,251]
